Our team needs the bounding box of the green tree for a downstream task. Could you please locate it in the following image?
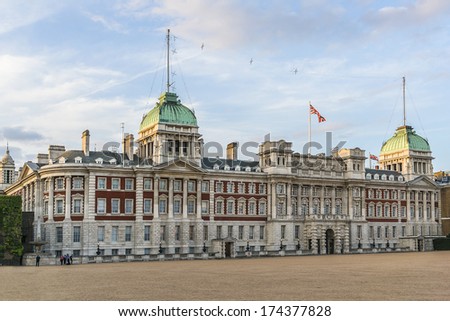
[0,196,23,258]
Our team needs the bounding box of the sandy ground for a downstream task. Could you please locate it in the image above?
[1,251,449,301]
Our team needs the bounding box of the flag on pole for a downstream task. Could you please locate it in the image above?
[370,154,379,161]
[309,103,326,123]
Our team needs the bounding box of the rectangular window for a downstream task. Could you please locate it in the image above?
[227,226,233,237]
[112,249,119,256]
[125,248,132,255]
[174,225,180,241]
[125,199,133,214]
[204,226,209,241]
[125,226,132,242]
[189,225,195,241]
[56,227,63,243]
[143,199,152,214]
[201,200,209,214]
[111,199,120,214]
[277,184,285,194]
[56,199,64,214]
[294,225,300,239]
[402,226,406,237]
[249,226,254,240]
[43,201,48,215]
[369,226,374,239]
[249,183,256,194]
[226,200,234,214]
[392,226,397,238]
[187,199,195,214]
[73,226,81,243]
[227,182,234,193]
[238,183,245,194]
[97,226,105,242]
[216,200,223,214]
[143,178,152,190]
[357,225,362,239]
[72,177,83,189]
[238,226,244,240]
[98,177,106,189]
[97,198,106,214]
[187,180,196,192]
[259,226,265,240]
[259,184,266,194]
[259,202,266,215]
[216,225,222,239]
[159,199,167,214]
[281,225,286,239]
[216,182,223,193]
[144,226,151,241]
[159,179,167,191]
[385,226,389,238]
[201,181,209,193]
[112,226,118,242]
[125,179,133,190]
[174,180,182,192]
[56,178,64,190]
[72,199,82,214]
[377,226,381,239]
[160,225,166,242]
[248,202,256,215]
[173,199,181,214]
[112,178,120,190]
[238,202,245,215]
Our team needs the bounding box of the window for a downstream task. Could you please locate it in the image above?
[259,184,266,194]
[112,226,118,242]
[204,226,209,240]
[357,225,362,239]
[377,226,381,239]
[112,249,119,256]
[335,200,342,215]
[159,199,167,214]
[249,226,254,240]
[392,226,397,238]
[376,204,382,217]
[259,201,266,215]
[294,225,300,239]
[174,199,181,214]
[159,179,167,191]
[277,184,285,194]
[125,226,132,242]
[369,226,374,239]
[248,201,256,215]
[112,178,120,190]
[227,226,233,237]
[384,204,390,217]
[201,200,209,214]
[227,182,234,193]
[216,182,223,193]
[281,225,286,239]
[111,199,120,214]
[238,201,245,215]
[238,226,244,240]
[201,181,209,193]
[97,199,106,214]
[143,178,152,190]
[187,199,196,214]
[248,183,255,194]
[125,179,133,190]
[226,200,234,214]
[189,225,195,240]
[73,226,81,243]
[97,226,105,242]
[175,225,181,241]
[98,177,106,189]
[144,226,151,241]
[259,226,265,240]
[174,180,182,192]
[216,225,222,238]
[144,199,152,214]
[125,249,132,255]
[72,177,83,189]
[125,199,133,214]
[56,178,64,190]
[43,201,48,215]
[56,227,63,243]
[56,199,64,214]
[188,180,196,192]
[73,199,82,214]
[238,183,245,194]
[385,226,389,238]
[216,200,223,214]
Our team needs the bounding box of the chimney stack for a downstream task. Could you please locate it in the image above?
[123,133,134,162]
[82,130,90,156]
[48,145,66,163]
[226,142,238,161]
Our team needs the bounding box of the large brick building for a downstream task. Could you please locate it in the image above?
[3,86,443,263]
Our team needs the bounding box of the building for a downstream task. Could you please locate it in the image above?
[0,145,16,193]
[4,84,443,265]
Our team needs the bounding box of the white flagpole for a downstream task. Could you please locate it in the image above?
[308,102,311,155]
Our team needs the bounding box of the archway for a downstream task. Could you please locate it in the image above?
[326,229,335,254]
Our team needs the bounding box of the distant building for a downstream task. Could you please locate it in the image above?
[0,145,16,193]
[435,171,450,236]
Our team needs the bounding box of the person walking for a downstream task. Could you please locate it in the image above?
[36,255,40,267]
[69,255,73,265]
[60,255,64,265]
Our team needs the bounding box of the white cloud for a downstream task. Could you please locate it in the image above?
[84,12,128,34]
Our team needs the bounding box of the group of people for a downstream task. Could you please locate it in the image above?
[59,254,73,265]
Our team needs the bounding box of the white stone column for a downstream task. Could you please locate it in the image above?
[196,179,202,219]
[135,173,144,221]
[331,186,336,215]
[271,182,277,219]
[153,177,159,219]
[431,191,436,223]
[65,176,71,220]
[415,190,419,223]
[168,178,174,219]
[286,183,292,218]
[406,189,411,221]
[48,178,54,221]
[182,179,188,219]
[319,185,324,216]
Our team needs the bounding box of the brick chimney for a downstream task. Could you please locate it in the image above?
[226,142,238,161]
[82,130,90,156]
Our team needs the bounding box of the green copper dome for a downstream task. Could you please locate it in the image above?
[139,92,197,131]
[381,125,430,153]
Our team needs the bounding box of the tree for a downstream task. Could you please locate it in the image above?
[0,196,23,259]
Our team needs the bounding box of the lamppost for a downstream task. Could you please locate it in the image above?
[296,239,301,251]
[96,243,101,256]
[358,238,362,249]
[246,241,250,252]
[279,239,284,251]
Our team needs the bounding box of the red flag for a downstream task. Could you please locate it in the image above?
[309,103,326,123]
[370,154,379,161]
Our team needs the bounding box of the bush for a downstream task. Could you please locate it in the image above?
[0,196,23,260]
[433,238,450,251]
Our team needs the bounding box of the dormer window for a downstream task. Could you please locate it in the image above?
[213,164,219,170]
[74,157,82,164]
[366,173,372,179]
[235,165,241,171]
[245,166,251,172]
[58,157,66,164]
[389,175,394,181]
[224,165,230,171]
[109,159,117,165]
[95,158,103,164]
[381,174,387,180]
[398,176,404,182]
[374,174,379,180]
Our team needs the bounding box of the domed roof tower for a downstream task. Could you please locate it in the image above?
[379,78,433,181]
[0,144,16,190]
[136,29,202,166]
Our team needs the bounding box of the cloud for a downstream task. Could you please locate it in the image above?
[1,127,45,142]
[84,12,128,34]
[0,0,63,35]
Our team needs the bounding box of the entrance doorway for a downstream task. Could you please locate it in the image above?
[225,242,233,257]
[326,229,335,254]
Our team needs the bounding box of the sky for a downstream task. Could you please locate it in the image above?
[1,0,449,171]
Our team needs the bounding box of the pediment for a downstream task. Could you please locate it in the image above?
[17,163,38,181]
[407,175,438,188]
[154,158,205,173]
